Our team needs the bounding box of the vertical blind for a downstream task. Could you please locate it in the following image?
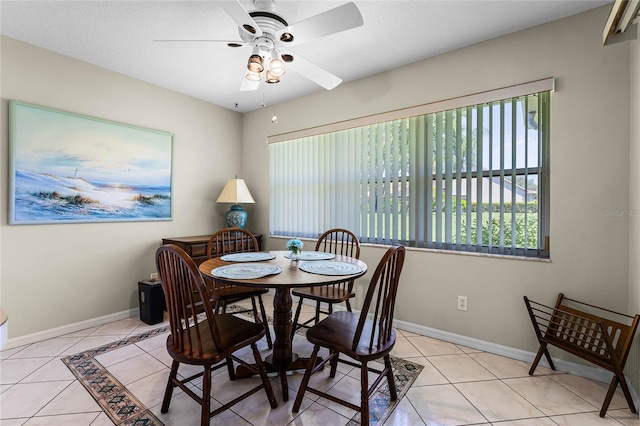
[270,88,550,258]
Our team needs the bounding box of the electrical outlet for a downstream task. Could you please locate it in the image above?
[150,272,159,281]
[458,296,468,311]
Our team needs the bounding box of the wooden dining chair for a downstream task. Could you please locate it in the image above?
[156,244,277,426]
[291,228,360,340]
[206,227,272,349]
[292,245,405,424]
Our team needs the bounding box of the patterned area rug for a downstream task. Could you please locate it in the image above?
[62,326,168,425]
[62,307,423,425]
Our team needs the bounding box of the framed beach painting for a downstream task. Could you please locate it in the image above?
[9,101,174,224]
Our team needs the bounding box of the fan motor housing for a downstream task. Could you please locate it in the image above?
[249,11,287,35]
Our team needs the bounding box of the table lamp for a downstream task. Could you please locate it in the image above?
[216,178,255,229]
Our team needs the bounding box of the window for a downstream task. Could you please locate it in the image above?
[270,80,552,258]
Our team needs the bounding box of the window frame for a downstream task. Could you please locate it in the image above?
[268,79,553,259]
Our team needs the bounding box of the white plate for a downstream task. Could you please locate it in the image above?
[284,251,336,261]
[298,261,365,276]
[220,252,276,262]
[211,263,282,280]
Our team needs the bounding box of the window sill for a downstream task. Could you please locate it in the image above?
[362,243,551,263]
[271,235,551,263]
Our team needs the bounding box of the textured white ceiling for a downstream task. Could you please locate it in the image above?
[1,0,611,113]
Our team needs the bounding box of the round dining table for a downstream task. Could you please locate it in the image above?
[198,250,367,401]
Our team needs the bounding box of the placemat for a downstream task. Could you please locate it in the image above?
[211,263,282,279]
[284,251,336,260]
[220,252,276,262]
[298,260,365,276]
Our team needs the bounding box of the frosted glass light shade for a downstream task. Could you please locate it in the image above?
[269,58,285,77]
[247,54,264,73]
[246,70,261,81]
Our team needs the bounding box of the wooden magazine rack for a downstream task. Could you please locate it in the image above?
[524,293,639,417]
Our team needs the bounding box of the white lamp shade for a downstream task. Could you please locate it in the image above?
[216,178,255,204]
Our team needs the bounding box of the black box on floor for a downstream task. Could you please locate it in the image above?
[138,280,165,325]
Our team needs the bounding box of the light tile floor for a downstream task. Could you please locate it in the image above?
[2,294,640,426]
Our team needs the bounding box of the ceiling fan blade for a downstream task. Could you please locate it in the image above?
[276,2,363,47]
[240,76,261,91]
[218,0,263,37]
[281,50,342,90]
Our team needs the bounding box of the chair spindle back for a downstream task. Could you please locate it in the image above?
[156,244,222,357]
[315,228,360,258]
[353,245,405,351]
[207,227,259,259]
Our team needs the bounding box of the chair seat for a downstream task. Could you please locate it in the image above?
[167,313,265,364]
[187,286,268,313]
[292,285,354,303]
[307,311,396,361]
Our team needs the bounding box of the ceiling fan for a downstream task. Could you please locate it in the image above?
[156,0,363,92]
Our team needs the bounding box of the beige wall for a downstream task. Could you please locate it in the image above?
[0,36,243,338]
[243,6,633,355]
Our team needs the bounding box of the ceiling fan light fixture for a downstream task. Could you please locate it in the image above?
[266,70,280,84]
[269,58,285,77]
[247,54,264,73]
[215,0,363,95]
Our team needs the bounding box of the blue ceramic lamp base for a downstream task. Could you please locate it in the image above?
[225,204,248,229]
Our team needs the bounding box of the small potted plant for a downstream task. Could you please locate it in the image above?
[286,238,304,261]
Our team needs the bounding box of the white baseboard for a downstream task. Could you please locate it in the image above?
[4,308,140,350]
[393,318,606,378]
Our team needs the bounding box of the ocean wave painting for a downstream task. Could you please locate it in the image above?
[9,101,173,224]
[13,170,171,222]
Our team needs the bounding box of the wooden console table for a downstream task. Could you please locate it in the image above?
[162,233,262,265]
